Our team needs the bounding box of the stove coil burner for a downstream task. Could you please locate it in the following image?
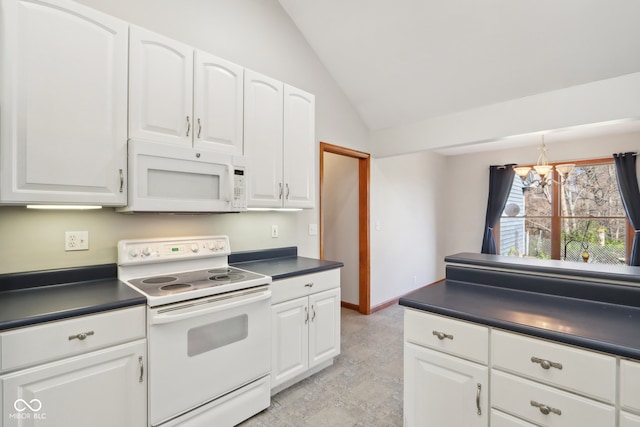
[210,273,246,282]
[142,276,178,284]
[160,283,193,293]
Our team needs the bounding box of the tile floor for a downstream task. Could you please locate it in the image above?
[240,303,404,427]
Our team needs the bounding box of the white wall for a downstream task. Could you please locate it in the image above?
[323,153,359,305]
[0,0,370,274]
[370,151,447,307]
[444,131,640,257]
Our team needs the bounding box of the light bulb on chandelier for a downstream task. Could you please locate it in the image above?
[513,135,575,189]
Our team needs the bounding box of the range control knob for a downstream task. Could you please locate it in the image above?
[128,248,140,259]
[190,244,199,253]
[142,247,153,257]
[216,240,225,251]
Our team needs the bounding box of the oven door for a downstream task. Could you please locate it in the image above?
[119,139,246,213]
[147,286,271,426]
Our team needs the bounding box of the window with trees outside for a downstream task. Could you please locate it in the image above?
[498,158,630,264]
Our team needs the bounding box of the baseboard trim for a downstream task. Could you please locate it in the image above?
[340,301,359,311]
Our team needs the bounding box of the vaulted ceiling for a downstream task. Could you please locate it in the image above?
[278,0,640,137]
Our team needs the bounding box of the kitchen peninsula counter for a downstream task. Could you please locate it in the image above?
[0,264,145,331]
[230,246,343,279]
[400,253,640,359]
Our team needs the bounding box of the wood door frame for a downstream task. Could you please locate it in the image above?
[319,142,371,315]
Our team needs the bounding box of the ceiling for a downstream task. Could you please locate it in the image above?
[278,0,640,140]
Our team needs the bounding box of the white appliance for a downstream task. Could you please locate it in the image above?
[118,236,272,427]
[117,140,247,213]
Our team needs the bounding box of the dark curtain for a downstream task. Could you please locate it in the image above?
[613,152,640,266]
[481,165,515,254]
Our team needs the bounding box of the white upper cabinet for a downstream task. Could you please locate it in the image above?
[244,70,316,209]
[244,70,284,207]
[283,85,316,209]
[0,0,128,205]
[129,26,193,146]
[194,51,244,154]
[129,27,244,155]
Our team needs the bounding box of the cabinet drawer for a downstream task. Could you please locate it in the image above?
[491,371,615,427]
[621,359,640,413]
[270,269,339,305]
[404,309,488,364]
[491,409,537,427]
[0,306,145,372]
[491,329,616,403]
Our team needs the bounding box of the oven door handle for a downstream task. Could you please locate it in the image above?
[150,288,271,325]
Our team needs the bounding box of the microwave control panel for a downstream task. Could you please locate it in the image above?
[232,168,247,209]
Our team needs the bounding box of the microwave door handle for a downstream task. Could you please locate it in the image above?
[227,164,234,203]
[151,288,271,325]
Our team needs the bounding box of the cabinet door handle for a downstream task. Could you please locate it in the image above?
[68,330,95,341]
[531,356,563,370]
[186,116,191,136]
[278,183,283,199]
[530,400,562,416]
[305,306,309,324]
[311,305,316,322]
[432,330,453,340]
[138,356,144,383]
[119,169,124,193]
[476,383,482,415]
[285,183,290,199]
[197,118,202,138]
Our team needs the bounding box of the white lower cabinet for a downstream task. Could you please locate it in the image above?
[404,343,488,427]
[403,309,489,427]
[270,270,340,391]
[2,340,146,427]
[403,308,635,427]
[0,307,147,427]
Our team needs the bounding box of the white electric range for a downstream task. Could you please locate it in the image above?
[117,236,272,427]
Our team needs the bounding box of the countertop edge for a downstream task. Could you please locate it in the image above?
[399,290,640,360]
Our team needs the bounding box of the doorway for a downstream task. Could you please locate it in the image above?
[319,142,371,315]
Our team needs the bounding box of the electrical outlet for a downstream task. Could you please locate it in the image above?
[308,224,318,236]
[65,231,89,251]
[271,225,279,238]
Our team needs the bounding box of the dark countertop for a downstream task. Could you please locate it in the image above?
[400,253,640,360]
[230,246,343,280]
[0,264,146,332]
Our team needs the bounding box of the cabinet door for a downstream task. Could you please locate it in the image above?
[0,0,128,205]
[271,297,309,389]
[244,70,284,208]
[2,340,146,427]
[194,51,244,155]
[404,343,488,427]
[283,85,316,209]
[129,26,193,146]
[308,288,340,368]
[621,411,640,427]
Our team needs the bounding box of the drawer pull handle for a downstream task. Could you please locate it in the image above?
[476,383,482,415]
[531,356,563,370]
[304,283,314,288]
[432,330,453,340]
[68,331,95,341]
[530,400,561,416]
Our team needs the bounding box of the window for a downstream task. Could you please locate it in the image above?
[499,159,629,264]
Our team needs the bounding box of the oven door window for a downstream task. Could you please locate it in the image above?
[187,314,248,357]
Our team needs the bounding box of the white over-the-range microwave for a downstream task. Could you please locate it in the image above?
[117,139,247,213]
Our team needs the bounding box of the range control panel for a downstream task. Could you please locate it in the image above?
[118,236,230,265]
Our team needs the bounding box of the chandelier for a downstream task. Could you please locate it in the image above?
[513,135,575,189]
